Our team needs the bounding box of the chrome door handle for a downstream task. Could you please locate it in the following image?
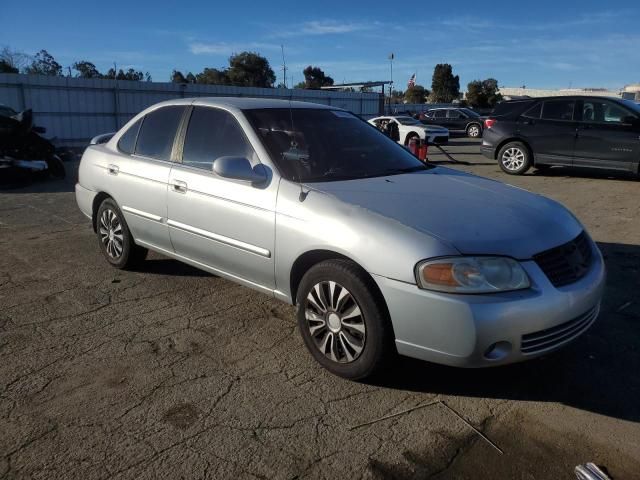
[107,164,119,175]
[171,180,187,193]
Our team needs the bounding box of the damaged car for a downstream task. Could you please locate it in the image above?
[75,98,606,380]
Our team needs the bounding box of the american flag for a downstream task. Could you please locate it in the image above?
[407,73,416,88]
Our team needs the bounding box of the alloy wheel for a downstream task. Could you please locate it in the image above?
[501,147,526,171]
[304,281,366,363]
[99,209,124,259]
[468,125,480,137]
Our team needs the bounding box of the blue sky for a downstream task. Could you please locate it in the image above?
[2,0,639,90]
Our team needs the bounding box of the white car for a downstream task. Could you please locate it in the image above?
[368,115,449,145]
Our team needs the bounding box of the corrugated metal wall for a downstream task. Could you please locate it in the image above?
[0,74,383,145]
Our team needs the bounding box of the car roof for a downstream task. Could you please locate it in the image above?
[153,96,339,111]
[500,95,623,103]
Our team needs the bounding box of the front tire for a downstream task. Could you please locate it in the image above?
[498,141,531,175]
[466,123,482,138]
[96,198,148,269]
[296,260,394,380]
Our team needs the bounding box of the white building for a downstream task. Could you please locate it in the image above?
[498,86,622,100]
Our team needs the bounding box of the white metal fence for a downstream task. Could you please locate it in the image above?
[0,74,383,146]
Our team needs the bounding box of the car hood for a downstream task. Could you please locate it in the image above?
[305,167,582,259]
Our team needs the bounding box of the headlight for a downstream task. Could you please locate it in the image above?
[415,256,530,293]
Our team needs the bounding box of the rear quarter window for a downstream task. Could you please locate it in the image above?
[522,103,542,119]
[117,118,142,154]
[491,100,535,117]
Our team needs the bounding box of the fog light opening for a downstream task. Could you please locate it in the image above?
[484,341,512,361]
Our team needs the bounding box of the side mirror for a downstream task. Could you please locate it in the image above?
[213,156,267,185]
[622,115,640,127]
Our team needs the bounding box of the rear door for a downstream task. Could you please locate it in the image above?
[431,109,447,127]
[574,98,640,172]
[166,106,277,292]
[109,105,186,252]
[517,99,578,166]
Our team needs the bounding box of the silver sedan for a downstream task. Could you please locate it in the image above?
[75,97,605,379]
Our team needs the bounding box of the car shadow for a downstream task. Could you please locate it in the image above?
[530,166,638,181]
[130,258,216,277]
[371,241,640,424]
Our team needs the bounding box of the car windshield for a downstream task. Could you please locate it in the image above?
[620,99,640,114]
[244,108,431,182]
[394,116,422,125]
[460,108,481,117]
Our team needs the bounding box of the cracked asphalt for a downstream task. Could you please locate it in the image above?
[1,137,640,479]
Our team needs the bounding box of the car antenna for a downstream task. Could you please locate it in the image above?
[288,92,309,202]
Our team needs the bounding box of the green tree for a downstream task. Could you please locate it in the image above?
[73,61,101,78]
[24,49,63,76]
[104,68,146,81]
[171,70,186,83]
[466,80,486,108]
[300,66,334,89]
[185,72,196,84]
[465,78,502,108]
[195,67,229,85]
[482,78,502,107]
[0,46,29,73]
[226,52,275,87]
[404,85,428,103]
[430,64,460,103]
[0,60,18,73]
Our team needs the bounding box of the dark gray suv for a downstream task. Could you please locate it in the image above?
[481,96,640,175]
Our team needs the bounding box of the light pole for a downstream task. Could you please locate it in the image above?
[388,53,394,107]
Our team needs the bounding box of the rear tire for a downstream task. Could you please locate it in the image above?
[96,198,148,269]
[498,141,531,175]
[466,123,482,138]
[296,259,395,380]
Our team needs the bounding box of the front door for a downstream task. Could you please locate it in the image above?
[167,106,277,292]
[574,98,640,172]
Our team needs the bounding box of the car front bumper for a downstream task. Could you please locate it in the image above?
[373,241,606,367]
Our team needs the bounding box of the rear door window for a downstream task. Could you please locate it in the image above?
[182,107,258,170]
[447,109,463,118]
[135,106,186,161]
[542,100,575,121]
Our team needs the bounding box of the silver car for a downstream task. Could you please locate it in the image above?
[75,98,606,380]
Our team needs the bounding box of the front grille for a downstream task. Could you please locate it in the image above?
[521,305,598,354]
[533,231,593,287]
[432,136,448,144]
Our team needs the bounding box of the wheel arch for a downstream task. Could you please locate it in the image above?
[91,191,114,232]
[289,249,390,318]
[404,131,420,145]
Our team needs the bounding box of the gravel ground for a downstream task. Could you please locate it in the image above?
[1,137,639,479]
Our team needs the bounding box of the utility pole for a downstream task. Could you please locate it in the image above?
[388,53,394,106]
[281,45,288,88]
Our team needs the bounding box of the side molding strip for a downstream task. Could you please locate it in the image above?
[122,206,163,222]
[167,219,271,258]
